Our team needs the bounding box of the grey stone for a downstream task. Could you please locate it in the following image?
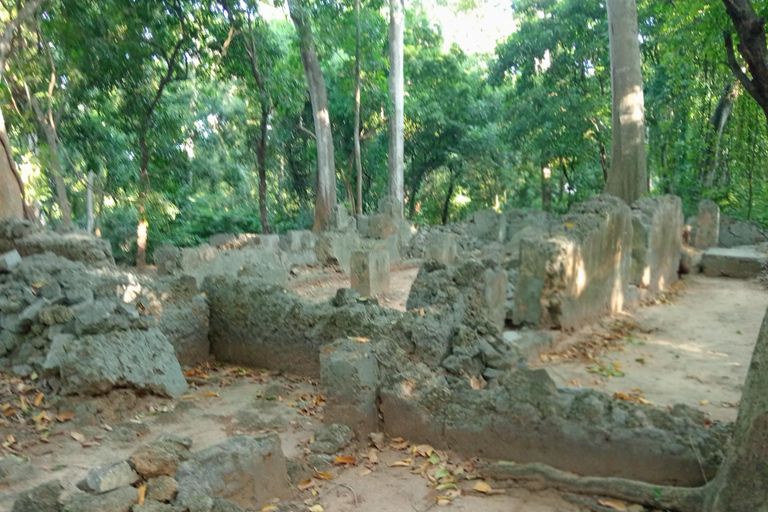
[174,434,290,510]
[83,461,140,494]
[146,475,179,502]
[132,501,184,512]
[350,249,390,297]
[630,195,683,293]
[43,329,188,398]
[154,245,182,276]
[62,486,138,512]
[0,330,19,356]
[693,199,719,249]
[426,233,459,266]
[701,246,768,278]
[38,280,63,301]
[130,435,192,478]
[211,498,244,512]
[309,423,354,454]
[208,234,258,250]
[65,288,94,305]
[315,231,360,272]
[39,305,75,325]
[5,299,50,333]
[719,215,768,247]
[320,339,379,438]
[0,249,21,271]
[11,480,62,512]
[11,364,33,377]
[0,455,37,484]
[73,300,127,335]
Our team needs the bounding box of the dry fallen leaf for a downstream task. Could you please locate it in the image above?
[81,442,101,448]
[298,479,316,491]
[262,506,279,512]
[389,458,413,467]
[473,481,492,493]
[33,393,44,407]
[597,499,629,511]
[436,498,452,506]
[70,432,85,443]
[359,468,372,477]
[5,434,15,445]
[333,456,356,465]
[32,411,50,423]
[470,376,486,390]
[411,444,434,457]
[308,505,324,512]
[312,472,334,480]
[4,408,16,416]
[367,448,379,464]
[19,395,27,411]
[390,440,409,450]
[348,336,370,343]
[370,432,386,450]
[700,400,710,406]
[204,392,220,398]
[57,411,75,422]
[137,484,147,505]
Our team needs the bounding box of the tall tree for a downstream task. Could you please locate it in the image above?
[354,0,363,215]
[603,0,648,204]
[221,0,273,234]
[388,0,404,216]
[0,0,46,220]
[723,0,768,125]
[287,0,336,232]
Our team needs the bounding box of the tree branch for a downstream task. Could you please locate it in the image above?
[724,31,758,100]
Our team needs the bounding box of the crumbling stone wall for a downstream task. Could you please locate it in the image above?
[719,215,768,247]
[514,196,633,330]
[630,195,683,293]
[0,219,114,266]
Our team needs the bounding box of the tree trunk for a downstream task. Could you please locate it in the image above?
[703,84,739,187]
[387,0,405,217]
[288,0,337,232]
[441,178,454,225]
[0,109,26,219]
[354,0,363,215]
[136,132,151,269]
[40,123,72,227]
[86,171,94,234]
[541,166,552,212]
[722,0,768,125]
[603,0,648,204]
[257,103,272,234]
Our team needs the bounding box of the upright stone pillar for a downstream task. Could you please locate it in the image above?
[694,199,719,250]
[351,249,390,297]
[426,233,459,266]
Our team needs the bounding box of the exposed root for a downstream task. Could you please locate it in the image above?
[479,461,706,512]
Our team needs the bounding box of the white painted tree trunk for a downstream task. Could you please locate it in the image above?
[604,0,648,204]
[288,0,337,231]
[388,0,405,217]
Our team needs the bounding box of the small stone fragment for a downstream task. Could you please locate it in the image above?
[83,461,140,494]
[130,436,191,478]
[309,423,354,454]
[146,475,178,502]
[0,249,21,271]
[11,480,62,512]
[62,486,138,512]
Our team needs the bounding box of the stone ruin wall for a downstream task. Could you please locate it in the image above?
[1,192,715,490]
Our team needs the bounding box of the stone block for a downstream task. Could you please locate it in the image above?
[426,233,458,265]
[701,246,768,278]
[719,215,768,247]
[82,461,140,494]
[154,245,182,276]
[0,249,21,271]
[208,233,258,250]
[315,231,360,272]
[43,329,188,398]
[693,199,719,249]
[257,234,280,250]
[470,208,506,243]
[62,486,138,512]
[174,434,290,511]
[11,480,62,512]
[320,338,380,438]
[513,196,632,330]
[630,195,683,293]
[351,249,390,297]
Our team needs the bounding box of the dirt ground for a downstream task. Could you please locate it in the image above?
[290,261,420,311]
[535,274,768,423]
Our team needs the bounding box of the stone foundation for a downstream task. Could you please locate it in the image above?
[630,195,683,292]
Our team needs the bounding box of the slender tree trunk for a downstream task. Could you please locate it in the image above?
[136,133,151,269]
[354,0,363,215]
[257,103,272,234]
[703,84,739,187]
[40,123,72,227]
[86,171,94,234]
[288,0,337,232]
[603,0,648,204]
[441,178,454,225]
[541,166,552,212]
[387,0,405,217]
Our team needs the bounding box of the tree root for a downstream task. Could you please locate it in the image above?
[479,461,707,512]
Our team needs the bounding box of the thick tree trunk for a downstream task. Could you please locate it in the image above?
[354,0,363,215]
[288,0,337,232]
[722,0,768,125]
[603,0,648,204]
[0,109,26,219]
[387,0,405,217]
[702,84,739,187]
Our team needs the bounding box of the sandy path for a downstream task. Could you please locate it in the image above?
[536,274,768,422]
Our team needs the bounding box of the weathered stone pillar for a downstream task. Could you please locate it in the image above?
[693,199,719,249]
[426,233,458,266]
[351,249,390,297]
